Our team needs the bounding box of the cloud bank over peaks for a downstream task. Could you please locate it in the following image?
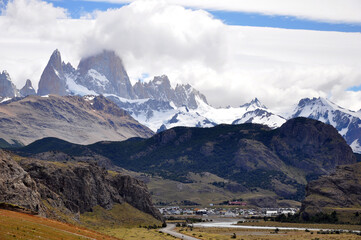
[0,0,360,112]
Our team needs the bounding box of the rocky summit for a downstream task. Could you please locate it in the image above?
[20,79,36,97]
[0,150,162,221]
[0,94,153,146]
[77,50,135,98]
[0,70,20,98]
[37,49,71,96]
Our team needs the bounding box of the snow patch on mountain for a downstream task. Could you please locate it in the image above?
[87,69,110,87]
[66,75,97,96]
[351,140,361,153]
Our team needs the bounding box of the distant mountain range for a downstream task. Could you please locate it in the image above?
[1,49,361,153]
[0,94,153,146]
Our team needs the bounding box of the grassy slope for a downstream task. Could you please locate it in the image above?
[0,204,173,240]
[80,203,176,240]
[147,173,278,206]
[0,209,118,240]
[80,203,162,229]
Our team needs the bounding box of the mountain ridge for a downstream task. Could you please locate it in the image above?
[0,94,153,146]
[15,117,356,202]
[1,49,361,153]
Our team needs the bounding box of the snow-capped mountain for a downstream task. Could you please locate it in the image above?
[133,75,208,109]
[33,49,288,132]
[291,97,361,153]
[4,49,361,153]
[108,93,285,132]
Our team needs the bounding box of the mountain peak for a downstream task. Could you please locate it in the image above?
[20,79,36,97]
[0,70,20,98]
[152,75,171,87]
[38,49,68,96]
[49,49,62,67]
[240,98,267,110]
[76,49,135,98]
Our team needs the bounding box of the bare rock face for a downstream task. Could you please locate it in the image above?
[20,79,36,97]
[0,150,162,221]
[0,70,20,98]
[111,175,163,219]
[133,75,208,109]
[37,49,75,96]
[0,151,43,214]
[19,158,163,221]
[76,50,135,98]
[300,162,361,216]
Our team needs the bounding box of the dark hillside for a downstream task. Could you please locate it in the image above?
[15,118,356,201]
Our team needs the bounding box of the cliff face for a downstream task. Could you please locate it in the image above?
[0,151,42,213]
[301,162,361,215]
[0,150,162,221]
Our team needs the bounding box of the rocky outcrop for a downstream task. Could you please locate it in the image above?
[0,70,20,98]
[301,162,361,215]
[0,151,43,214]
[20,79,36,97]
[270,117,356,175]
[0,150,162,221]
[0,94,153,145]
[37,49,75,96]
[77,50,135,98]
[111,175,163,220]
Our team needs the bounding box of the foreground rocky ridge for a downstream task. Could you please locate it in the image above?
[0,150,162,222]
[0,94,153,146]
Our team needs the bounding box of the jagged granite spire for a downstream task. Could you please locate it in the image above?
[20,79,36,97]
[0,70,20,98]
[37,49,75,96]
[76,50,135,98]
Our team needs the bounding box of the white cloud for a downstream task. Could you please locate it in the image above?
[87,0,361,24]
[0,0,361,112]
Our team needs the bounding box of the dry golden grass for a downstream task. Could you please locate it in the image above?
[0,209,119,240]
[80,203,162,229]
[177,227,361,240]
[100,227,176,240]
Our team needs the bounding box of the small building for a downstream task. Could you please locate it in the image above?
[195,209,208,215]
[266,210,278,216]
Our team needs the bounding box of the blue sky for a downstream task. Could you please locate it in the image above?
[34,0,361,33]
